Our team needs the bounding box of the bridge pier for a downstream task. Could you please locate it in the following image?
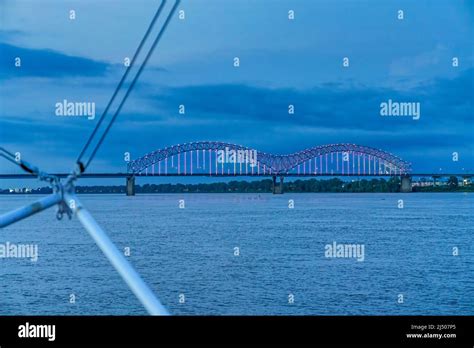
[401,175,412,193]
[272,175,284,194]
[126,176,135,196]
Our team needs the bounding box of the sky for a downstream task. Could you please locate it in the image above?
[0,0,473,185]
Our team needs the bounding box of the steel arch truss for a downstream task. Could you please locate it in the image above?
[127,142,411,175]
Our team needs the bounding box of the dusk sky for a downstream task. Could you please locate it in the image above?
[0,0,473,180]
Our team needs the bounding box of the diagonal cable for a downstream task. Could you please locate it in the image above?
[77,0,180,173]
[76,0,166,166]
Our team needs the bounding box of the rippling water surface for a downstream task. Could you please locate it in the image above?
[0,193,472,315]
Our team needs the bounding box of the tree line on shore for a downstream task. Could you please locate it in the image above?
[1,177,471,194]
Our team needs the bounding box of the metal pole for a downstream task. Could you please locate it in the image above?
[0,193,62,228]
[64,193,169,315]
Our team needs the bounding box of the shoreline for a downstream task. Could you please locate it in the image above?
[2,178,472,194]
[1,190,472,195]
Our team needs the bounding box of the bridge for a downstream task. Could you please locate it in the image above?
[1,142,471,195]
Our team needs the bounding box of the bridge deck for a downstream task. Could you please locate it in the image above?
[0,173,470,179]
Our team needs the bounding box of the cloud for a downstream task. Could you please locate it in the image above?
[388,45,449,77]
[0,42,110,79]
[142,67,473,134]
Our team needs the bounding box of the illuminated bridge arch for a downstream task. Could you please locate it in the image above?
[127,142,411,176]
